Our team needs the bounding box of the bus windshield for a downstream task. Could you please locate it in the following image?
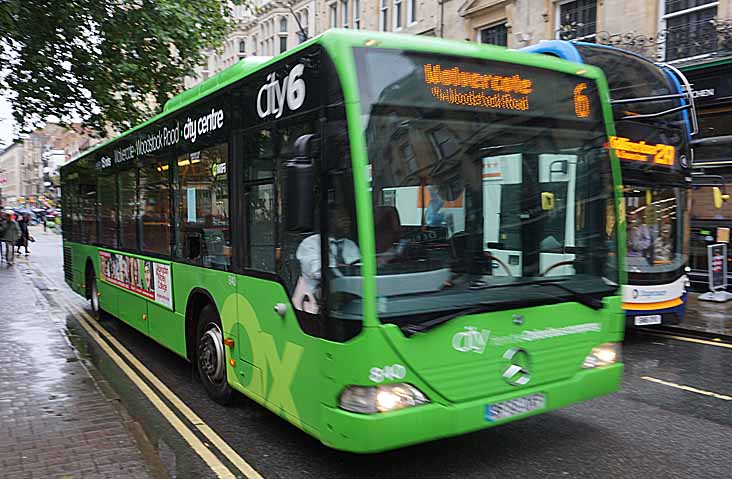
[575,44,690,159]
[625,186,689,275]
[347,48,618,324]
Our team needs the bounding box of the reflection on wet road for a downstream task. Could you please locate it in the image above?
[30,233,732,479]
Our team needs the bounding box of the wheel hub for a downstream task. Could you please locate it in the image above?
[199,326,225,383]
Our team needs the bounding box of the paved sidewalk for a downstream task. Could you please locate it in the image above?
[0,253,153,478]
[674,292,732,337]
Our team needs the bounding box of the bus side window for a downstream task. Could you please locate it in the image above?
[176,143,231,270]
[244,128,276,272]
[98,172,119,249]
[140,159,172,256]
[277,115,321,316]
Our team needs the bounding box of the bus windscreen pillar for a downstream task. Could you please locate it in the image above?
[699,244,732,302]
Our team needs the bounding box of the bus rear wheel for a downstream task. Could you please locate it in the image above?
[87,269,100,318]
[196,305,233,405]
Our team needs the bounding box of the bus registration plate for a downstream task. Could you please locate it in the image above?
[634,314,662,326]
[485,393,546,422]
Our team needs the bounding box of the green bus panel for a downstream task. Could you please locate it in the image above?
[97,280,119,318]
[148,303,186,358]
[118,293,149,336]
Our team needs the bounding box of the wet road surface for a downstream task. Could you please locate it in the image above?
[29,230,732,478]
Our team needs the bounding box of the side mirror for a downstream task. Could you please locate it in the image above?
[285,134,319,232]
[713,186,730,209]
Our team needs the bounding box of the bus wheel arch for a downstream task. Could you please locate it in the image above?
[85,258,100,316]
[185,290,233,405]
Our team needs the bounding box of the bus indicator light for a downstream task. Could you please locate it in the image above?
[573,83,590,118]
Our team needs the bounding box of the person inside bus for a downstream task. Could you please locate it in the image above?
[293,202,360,314]
[628,209,653,261]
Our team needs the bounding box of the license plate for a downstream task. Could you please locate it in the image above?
[634,314,662,326]
[485,393,546,422]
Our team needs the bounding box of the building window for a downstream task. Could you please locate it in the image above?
[297,10,309,41]
[354,0,361,29]
[279,35,288,53]
[330,3,337,28]
[479,22,508,46]
[280,17,288,33]
[662,0,718,61]
[557,0,597,41]
[380,0,389,31]
[394,0,403,30]
[239,40,246,54]
[408,0,416,24]
[341,0,349,28]
[252,35,257,55]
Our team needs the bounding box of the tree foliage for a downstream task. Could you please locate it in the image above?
[0,0,245,137]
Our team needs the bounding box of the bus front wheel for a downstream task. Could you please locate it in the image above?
[196,305,233,405]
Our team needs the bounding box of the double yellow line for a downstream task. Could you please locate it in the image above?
[52,288,263,479]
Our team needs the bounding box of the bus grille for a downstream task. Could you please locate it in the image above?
[63,247,73,283]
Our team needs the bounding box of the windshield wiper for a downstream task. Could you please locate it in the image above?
[401,303,495,336]
[402,280,566,335]
[400,279,608,336]
[531,280,604,310]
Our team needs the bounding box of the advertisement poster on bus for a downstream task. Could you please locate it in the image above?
[98,250,173,309]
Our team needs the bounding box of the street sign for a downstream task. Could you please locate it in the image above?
[700,243,732,302]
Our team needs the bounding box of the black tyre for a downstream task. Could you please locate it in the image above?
[196,304,233,405]
[87,268,100,318]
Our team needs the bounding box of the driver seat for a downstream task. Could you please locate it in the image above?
[374,206,402,254]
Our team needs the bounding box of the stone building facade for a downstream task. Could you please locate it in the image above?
[0,124,100,208]
[187,1,732,86]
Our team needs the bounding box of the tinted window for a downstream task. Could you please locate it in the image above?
[119,168,138,249]
[140,159,172,256]
[98,173,119,248]
[176,143,231,269]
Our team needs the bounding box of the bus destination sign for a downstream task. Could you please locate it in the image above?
[607,136,675,166]
[422,63,591,119]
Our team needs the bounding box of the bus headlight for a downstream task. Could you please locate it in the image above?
[582,343,622,368]
[339,384,430,414]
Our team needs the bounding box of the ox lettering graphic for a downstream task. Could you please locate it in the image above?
[257,64,306,119]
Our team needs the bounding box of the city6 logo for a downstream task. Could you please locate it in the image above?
[256,64,306,119]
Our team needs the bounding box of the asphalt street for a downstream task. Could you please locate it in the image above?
[22,228,732,479]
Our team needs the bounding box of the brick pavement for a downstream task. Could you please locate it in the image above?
[0,254,154,479]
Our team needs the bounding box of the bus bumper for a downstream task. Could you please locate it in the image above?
[624,292,688,327]
[320,363,623,453]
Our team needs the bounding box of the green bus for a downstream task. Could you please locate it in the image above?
[61,29,625,453]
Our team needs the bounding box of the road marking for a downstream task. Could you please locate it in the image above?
[641,376,732,401]
[642,332,732,349]
[53,295,237,479]
[52,291,264,479]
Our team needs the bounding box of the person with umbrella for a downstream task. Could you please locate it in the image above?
[1,212,21,265]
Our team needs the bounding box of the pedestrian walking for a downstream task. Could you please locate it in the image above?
[16,214,30,256]
[0,213,6,262]
[1,213,21,265]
